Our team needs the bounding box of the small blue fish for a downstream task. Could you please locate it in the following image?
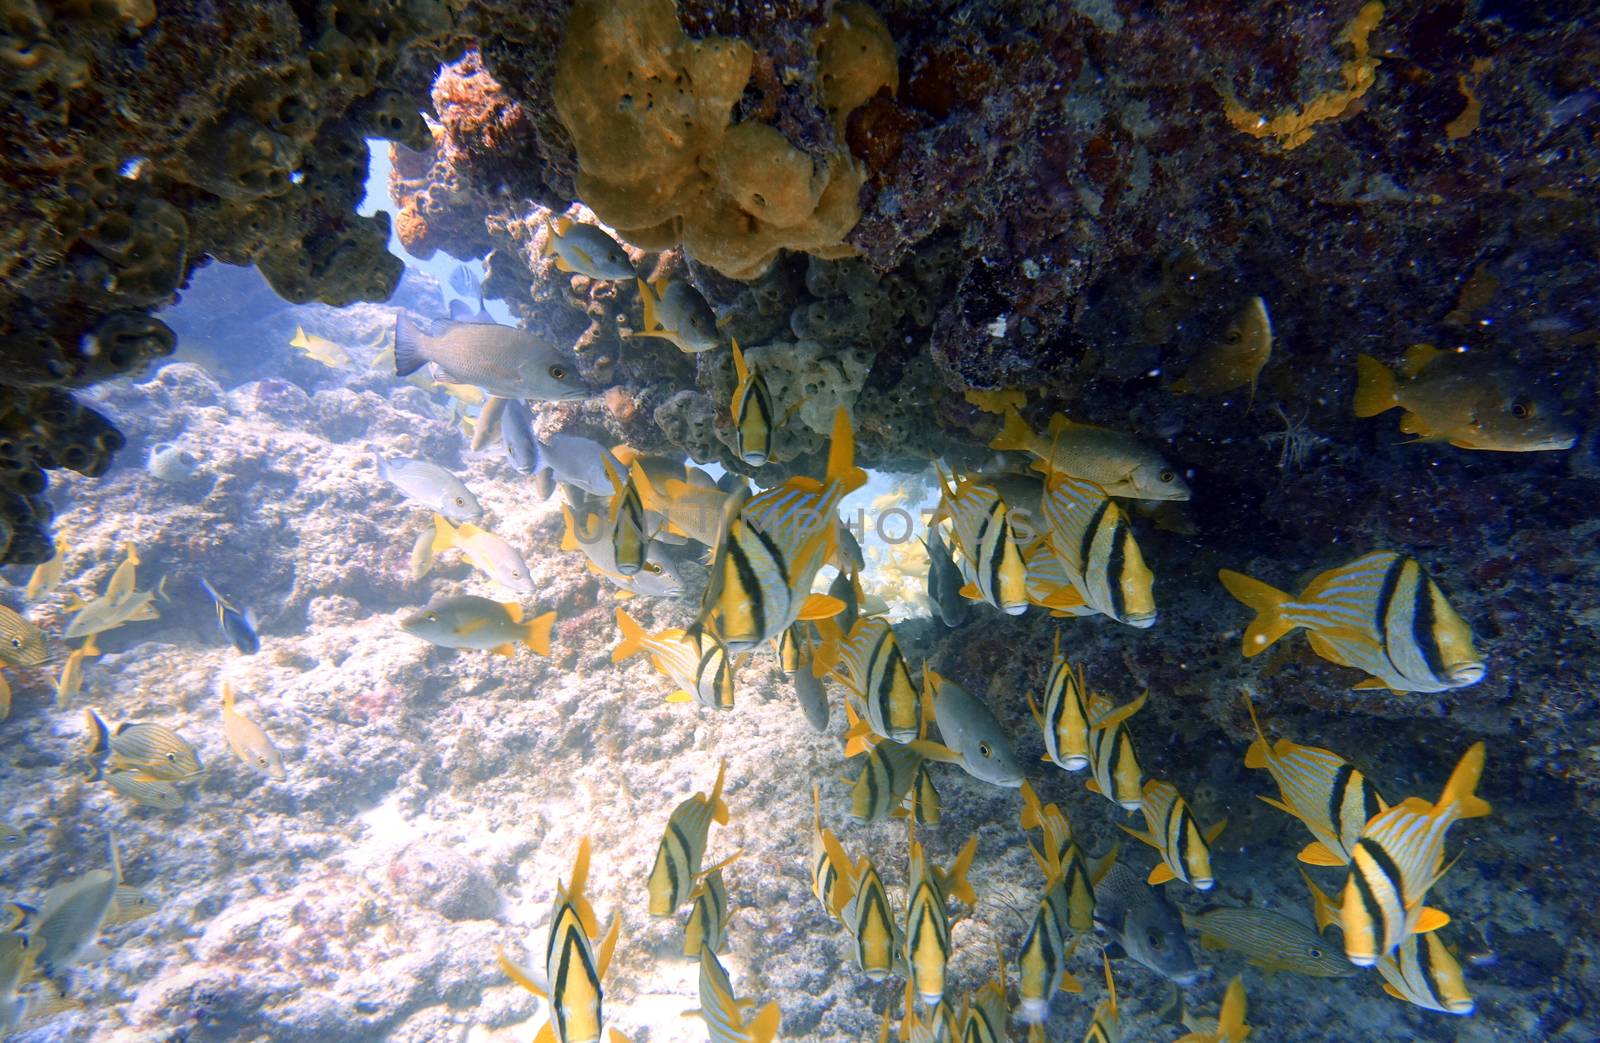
[199,577,259,655]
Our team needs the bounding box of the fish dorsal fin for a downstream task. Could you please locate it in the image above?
[707,758,730,825]
[1401,342,1442,378]
[1089,841,1119,885]
[1413,906,1451,933]
[552,215,573,237]
[291,326,309,348]
[503,603,524,623]
[731,336,751,391]
[1296,841,1344,867]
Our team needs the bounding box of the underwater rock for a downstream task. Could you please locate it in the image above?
[388,840,499,922]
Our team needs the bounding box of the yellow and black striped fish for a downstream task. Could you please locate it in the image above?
[682,864,733,959]
[1181,905,1354,978]
[1027,632,1092,772]
[1016,879,1083,1023]
[1083,953,1123,1043]
[1120,780,1226,890]
[1022,534,1090,615]
[599,454,650,576]
[613,608,737,710]
[1243,694,1388,866]
[730,337,777,467]
[810,784,851,921]
[1083,692,1147,812]
[907,1000,959,1043]
[1341,742,1489,966]
[837,855,903,981]
[1039,471,1157,628]
[694,407,865,653]
[496,836,621,1043]
[1219,551,1484,693]
[935,468,1029,616]
[1376,931,1474,1015]
[903,825,978,1007]
[1018,782,1099,933]
[1174,975,1251,1043]
[845,721,959,824]
[648,760,734,917]
[688,947,782,1043]
[84,708,202,781]
[959,949,1009,1042]
[910,762,941,826]
[832,617,920,744]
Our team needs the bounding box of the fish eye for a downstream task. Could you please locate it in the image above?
[1148,931,1163,948]
[978,741,992,758]
[549,365,567,380]
[166,752,177,762]
[1310,947,1323,958]
[646,562,662,574]
[1159,470,1175,483]
[1510,399,1531,419]
[9,638,19,648]
[454,497,464,506]
[426,614,437,622]
[257,756,269,765]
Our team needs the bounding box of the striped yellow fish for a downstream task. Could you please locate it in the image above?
[1084,692,1147,812]
[909,762,941,826]
[1039,471,1156,628]
[810,784,851,921]
[629,461,734,548]
[990,406,1191,501]
[903,824,978,1007]
[595,454,651,577]
[0,603,48,671]
[831,616,920,743]
[834,853,903,981]
[561,501,684,598]
[1022,535,1088,615]
[1181,905,1354,977]
[1120,780,1226,890]
[958,949,1009,1042]
[648,760,734,917]
[934,468,1028,616]
[1018,782,1099,932]
[844,716,959,824]
[1174,975,1251,1043]
[1083,953,1123,1043]
[1341,742,1489,966]
[682,864,733,959]
[25,535,68,600]
[1027,632,1092,771]
[221,682,286,780]
[496,836,621,1043]
[1219,552,1485,693]
[103,770,183,810]
[1243,694,1388,866]
[688,947,782,1043]
[1016,880,1083,1023]
[84,709,202,781]
[613,608,737,710]
[693,407,865,653]
[731,337,777,466]
[1376,931,1474,1015]
[905,1000,958,1043]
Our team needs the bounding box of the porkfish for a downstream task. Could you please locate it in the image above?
[692,407,865,653]
[686,948,781,1043]
[1243,694,1388,866]
[831,617,920,744]
[1220,551,1485,693]
[496,836,621,1043]
[842,709,960,823]
[810,784,852,922]
[1084,955,1122,1043]
[629,460,735,549]
[821,837,903,982]
[730,337,778,467]
[1119,779,1227,890]
[612,608,736,710]
[646,760,735,917]
[561,501,685,599]
[990,406,1191,501]
[1084,691,1148,812]
[681,865,733,959]
[1353,343,1575,452]
[958,950,1010,1043]
[1375,931,1475,1015]
[902,823,979,1007]
[1340,742,1489,966]
[1038,471,1157,628]
[1027,632,1093,772]
[933,467,1028,616]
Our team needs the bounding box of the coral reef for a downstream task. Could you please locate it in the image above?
[0,0,460,562]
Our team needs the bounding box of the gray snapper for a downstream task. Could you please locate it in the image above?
[925,668,1023,787]
[393,315,589,402]
[1094,860,1199,985]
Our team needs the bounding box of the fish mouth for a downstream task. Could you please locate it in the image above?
[1062,756,1090,771]
[1168,968,1201,986]
[1126,612,1157,629]
[1448,662,1487,686]
[1526,433,1578,451]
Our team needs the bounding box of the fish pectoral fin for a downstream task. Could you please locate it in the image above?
[1351,677,1391,691]
[1203,817,1228,845]
[798,593,846,621]
[1146,862,1177,886]
[957,582,983,602]
[1102,939,1126,960]
[532,1021,558,1043]
[1381,982,1407,1002]
[1085,779,1103,794]
[1117,823,1159,850]
[665,689,696,703]
[491,644,516,657]
[496,947,549,998]
[1297,841,1344,867]
[1413,907,1451,933]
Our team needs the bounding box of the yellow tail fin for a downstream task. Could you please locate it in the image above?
[525,611,556,657]
[612,607,646,663]
[1218,976,1248,1038]
[747,1000,782,1042]
[708,758,730,825]
[1352,355,1399,417]
[989,406,1037,453]
[943,834,978,906]
[1437,741,1491,820]
[825,407,868,493]
[1218,569,1295,657]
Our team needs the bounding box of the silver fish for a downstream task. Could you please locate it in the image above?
[1094,860,1198,985]
[635,277,721,353]
[926,668,1023,787]
[924,527,970,628]
[531,433,621,500]
[373,452,482,523]
[545,217,636,280]
[792,634,830,732]
[393,315,590,402]
[31,869,116,975]
[146,442,200,482]
[501,399,539,476]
